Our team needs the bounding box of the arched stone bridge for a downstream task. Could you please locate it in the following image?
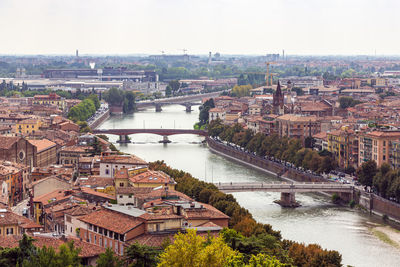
[214,182,354,207]
[136,91,222,112]
[93,128,207,143]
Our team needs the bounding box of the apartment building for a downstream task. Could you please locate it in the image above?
[358,131,400,167]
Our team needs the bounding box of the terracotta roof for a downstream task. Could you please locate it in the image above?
[276,114,318,122]
[130,170,176,185]
[184,203,229,220]
[18,118,40,124]
[116,187,153,195]
[77,176,114,188]
[128,231,219,248]
[79,208,144,234]
[0,210,41,229]
[0,136,20,149]
[100,154,147,165]
[313,132,327,139]
[365,131,400,138]
[28,139,56,153]
[0,235,105,258]
[137,188,192,202]
[33,189,73,204]
[61,145,91,153]
[79,187,115,200]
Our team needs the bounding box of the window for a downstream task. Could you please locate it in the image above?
[104,239,107,248]
[115,242,118,253]
[104,229,108,236]
[109,231,113,238]
[94,235,97,244]
[128,195,132,198]
[119,195,123,198]
[94,226,97,232]
[383,155,386,161]
[105,169,109,175]
[119,182,124,187]
[120,244,124,255]
[99,228,103,235]
[114,233,119,240]
[383,141,386,146]
[110,241,112,249]
[88,224,92,230]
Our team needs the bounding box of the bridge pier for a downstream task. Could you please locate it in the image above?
[159,135,171,144]
[155,104,162,112]
[117,135,131,144]
[275,192,300,208]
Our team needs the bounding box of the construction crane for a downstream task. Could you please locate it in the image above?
[265,62,276,86]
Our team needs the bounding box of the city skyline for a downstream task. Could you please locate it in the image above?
[1,0,400,56]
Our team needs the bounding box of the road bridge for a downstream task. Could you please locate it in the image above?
[93,128,207,143]
[215,182,354,207]
[136,91,223,112]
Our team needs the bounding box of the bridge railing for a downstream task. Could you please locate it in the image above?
[214,182,353,191]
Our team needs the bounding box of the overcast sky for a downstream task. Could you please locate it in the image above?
[1,0,399,56]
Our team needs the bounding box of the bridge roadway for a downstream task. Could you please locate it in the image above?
[93,128,207,137]
[136,91,223,111]
[214,182,354,193]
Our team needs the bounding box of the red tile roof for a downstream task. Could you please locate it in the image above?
[79,208,144,234]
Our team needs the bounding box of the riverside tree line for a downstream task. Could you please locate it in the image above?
[208,119,337,174]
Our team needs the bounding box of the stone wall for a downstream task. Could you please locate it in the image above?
[89,109,110,129]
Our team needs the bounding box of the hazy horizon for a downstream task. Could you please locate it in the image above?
[1,0,400,56]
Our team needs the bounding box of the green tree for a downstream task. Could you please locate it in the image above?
[123,91,136,113]
[105,87,125,106]
[168,80,181,93]
[158,229,239,267]
[124,242,159,267]
[198,98,215,126]
[165,85,172,96]
[97,248,122,267]
[356,160,377,187]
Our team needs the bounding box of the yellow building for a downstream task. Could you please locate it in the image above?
[33,93,66,110]
[16,118,42,134]
[327,126,358,169]
[0,209,42,236]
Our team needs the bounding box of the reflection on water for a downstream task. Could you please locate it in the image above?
[99,105,400,267]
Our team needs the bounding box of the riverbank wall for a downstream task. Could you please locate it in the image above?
[206,137,326,184]
[206,138,400,221]
[357,191,400,223]
[89,109,110,129]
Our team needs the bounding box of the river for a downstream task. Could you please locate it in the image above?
[99,104,400,267]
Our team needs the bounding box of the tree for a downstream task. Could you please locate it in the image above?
[232,85,252,97]
[158,229,239,267]
[356,160,377,187]
[105,87,125,106]
[124,242,159,267]
[91,136,102,155]
[168,80,181,93]
[23,241,82,267]
[97,248,122,267]
[123,91,136,113]
[198,98,215,126]
[165,85,172,96]
[87,94,100,109]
